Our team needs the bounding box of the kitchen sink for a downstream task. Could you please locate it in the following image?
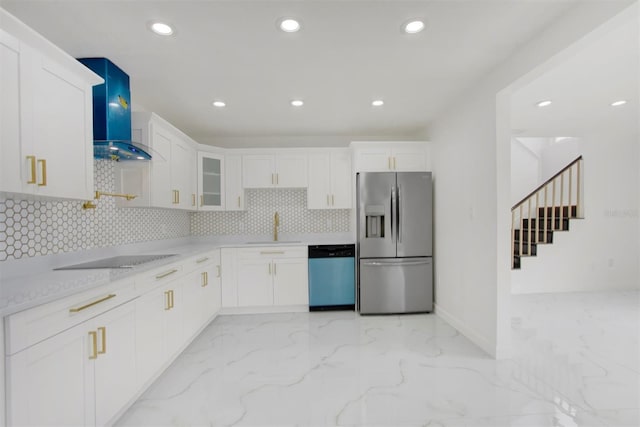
[244,241,302,245]
[54,254,177,270]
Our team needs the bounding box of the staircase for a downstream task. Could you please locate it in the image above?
[512,156,583,269]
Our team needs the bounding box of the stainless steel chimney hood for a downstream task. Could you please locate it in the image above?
[77,58,152,161]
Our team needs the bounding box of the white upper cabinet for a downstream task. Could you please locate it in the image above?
[352,142,431,172]
[197,152,224,211]
[307,148,352,209]
[115,112,197,210]
[0,13,102,201]
[242,151,307,188]
[224,154,245,211]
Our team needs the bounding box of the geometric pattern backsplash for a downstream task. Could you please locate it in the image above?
[0,160,190,262]
[0,161,352,262]
[191,189,351,236]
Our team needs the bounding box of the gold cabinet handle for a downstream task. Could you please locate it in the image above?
[176,190,180,204]
[37,159,47,186]
[394,157,397,170]
[97,326,106,355]
[156,269,178,280]
[26,156,36,184]
[200,195,204,207]
[164,290,171,310]
[69,294,116,313]
[327,195,330,206]
[388,157,392,170]
[192,193,196,206]
[89,331,98,360]
[201,271,207,287]
[196,257,210,264]
[237,196,241,208]
[169,290,174,309]
[216,265,221,278]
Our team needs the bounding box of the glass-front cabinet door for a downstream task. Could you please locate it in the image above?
[197,152,224,210]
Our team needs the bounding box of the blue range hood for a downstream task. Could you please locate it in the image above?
[77,58,151,160]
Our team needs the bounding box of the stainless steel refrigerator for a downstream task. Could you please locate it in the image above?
[357,172,433,314]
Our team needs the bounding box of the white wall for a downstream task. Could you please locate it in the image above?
[512,127,639,293]
[511,139,541,204]
[427,1,634,358]
[540,137,581,181]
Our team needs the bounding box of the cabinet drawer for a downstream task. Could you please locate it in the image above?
[135,263,184,295]
[184,251,217,272]
[5,279,136,355]
[235,246,307,260]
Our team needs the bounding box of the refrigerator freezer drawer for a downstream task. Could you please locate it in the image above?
[359,257,433,314]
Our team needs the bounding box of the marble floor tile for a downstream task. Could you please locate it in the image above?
[116,290,639,427]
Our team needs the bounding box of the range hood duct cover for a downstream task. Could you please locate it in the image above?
[77,57,151,160]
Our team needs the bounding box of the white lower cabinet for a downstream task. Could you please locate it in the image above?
[6,302,136,426]
[226,246,309,309]
[135,276,184,388]
[183,253,222,338]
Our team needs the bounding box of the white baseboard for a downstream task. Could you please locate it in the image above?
[434,303,497,358]
[220,305,308,315]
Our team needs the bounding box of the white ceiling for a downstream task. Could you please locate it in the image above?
[511,12,639,137]
[0,0,619,146]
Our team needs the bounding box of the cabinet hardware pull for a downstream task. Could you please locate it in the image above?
[164,290,171,310]
[69,294,116,313]
[237,196,241,208]
[26,156,37,184]
[156,269,178,279]
[201,271,207,287]
[332,194,335,206]
[169,290,174,309]
[37,159,47,186]
[89,331,98,360]
[260,251,285,255]
[388,157,392,170]
[394,157,397,170]
[216,265,221,278]
[327,195,330,206]
[196,257,209,264]
[192,194,196,206]
[200,195,204,206]
[177,190,180,204]
[97,326,106,355]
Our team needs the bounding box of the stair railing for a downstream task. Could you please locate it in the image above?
[511,156,584,269]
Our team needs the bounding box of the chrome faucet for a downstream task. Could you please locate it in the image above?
[273,212,279,241]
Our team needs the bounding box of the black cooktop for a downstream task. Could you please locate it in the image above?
[54,254,177,270]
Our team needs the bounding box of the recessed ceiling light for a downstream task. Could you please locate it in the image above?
[372,100,384,107]
[536,100,552,107]
[212,101,226,108]
[279,18,301,33]
[150,22,174,36]
[611,100,627,107]
[404,20,425,34]
[291,99,304,107]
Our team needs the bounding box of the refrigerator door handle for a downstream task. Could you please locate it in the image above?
[390,186,395,241]
[362,260,431,267]
[397,184,402,243]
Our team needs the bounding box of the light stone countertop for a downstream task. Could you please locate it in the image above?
[0,233,354,316]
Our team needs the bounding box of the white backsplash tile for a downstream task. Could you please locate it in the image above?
[0,162,352,261]
[190,189,351,236]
